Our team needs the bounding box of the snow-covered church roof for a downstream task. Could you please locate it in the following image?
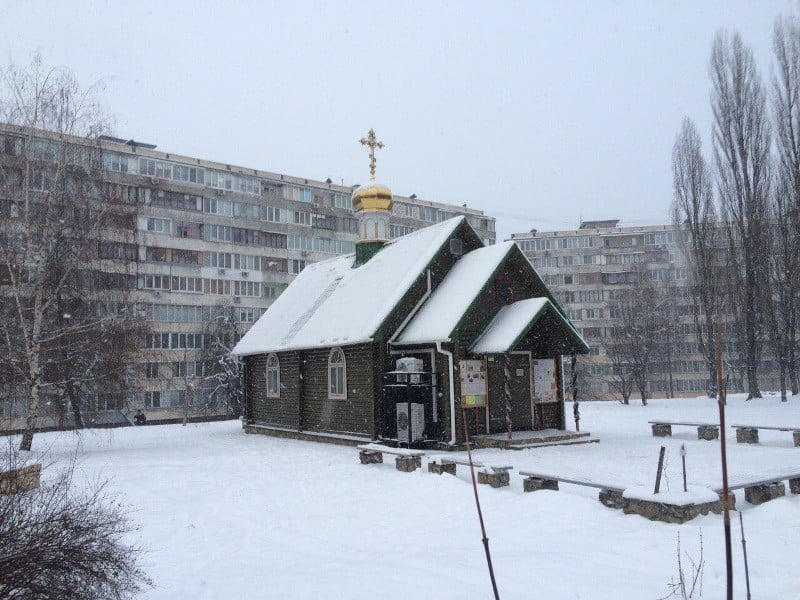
[395,241,516,344]
[232,217,467,356]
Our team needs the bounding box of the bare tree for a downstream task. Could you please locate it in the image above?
[605,266,666,405]
[0,443,152,597]
[710,31,772,399]
[0,55,142,449]
[671,118,720,397]
[770,12,800,397]
[201,305,243,418]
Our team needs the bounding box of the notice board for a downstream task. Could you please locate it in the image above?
[459,359,487,408]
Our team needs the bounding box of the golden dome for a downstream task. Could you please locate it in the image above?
[352,182,393,212]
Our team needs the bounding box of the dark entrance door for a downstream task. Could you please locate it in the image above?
[486,354,533,433]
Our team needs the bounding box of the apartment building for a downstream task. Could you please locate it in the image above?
[511,219,779,400]
[0,123,495,428]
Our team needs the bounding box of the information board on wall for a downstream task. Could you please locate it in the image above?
[532,358,558,403]
[459,360,487,408]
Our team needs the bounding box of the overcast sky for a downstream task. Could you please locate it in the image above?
[3,1,794,240]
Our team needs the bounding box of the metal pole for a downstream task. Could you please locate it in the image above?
[654,446,666,494]
[504,354,512,440]
[462,407,500,600]
[739,512,751,600]
[717,328,733,600]
[681,443,687,493]
[571,350,580,432]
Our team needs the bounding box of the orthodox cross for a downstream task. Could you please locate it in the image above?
[359,128,384,180]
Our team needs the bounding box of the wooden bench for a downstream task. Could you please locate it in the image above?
[729,424,800,446]
[518,470,626,508]
[428,456,514,487]
[715,471,800,506]
[648,421,720,440]
[357,444,426,472]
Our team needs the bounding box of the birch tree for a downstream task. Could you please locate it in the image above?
[710,32,772,400]
[0,55,140,450]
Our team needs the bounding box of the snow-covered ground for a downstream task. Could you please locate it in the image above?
[19,394,800,599]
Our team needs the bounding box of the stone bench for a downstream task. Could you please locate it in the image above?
[729,424,800,446]
[428,456,514,487]
[647,421,720,440]
[518,470,626,509]
[357,444,426,472]
[718,472,800,506]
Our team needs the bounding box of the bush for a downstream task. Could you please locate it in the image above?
[0,446,152,598]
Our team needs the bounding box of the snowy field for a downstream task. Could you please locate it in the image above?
[18,394,800,599]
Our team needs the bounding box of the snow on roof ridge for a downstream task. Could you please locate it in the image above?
[232,216,467,356]
[469,297,549,354]
[396,240,516,344]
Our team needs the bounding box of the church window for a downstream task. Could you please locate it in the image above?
[266,354,280,397]
[328,347,346,399]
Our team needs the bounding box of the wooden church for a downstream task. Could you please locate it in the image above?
[232,131,587,447]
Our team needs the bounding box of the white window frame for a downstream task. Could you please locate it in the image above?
[266,353,280,398]
[328,347,346,399]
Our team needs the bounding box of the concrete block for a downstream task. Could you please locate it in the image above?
[788,478,800,495]
[697,425,719,440]
[428,461,456,475]
[478,470,510,488]
[395,455,421,472]
[651,423,672,437]
[598,489,626,509]
[736,427,759,444]
[0,463,41,495]
[793,431,800,447]
[744,481,785,505]
[523,477,559,493]
[359,450,382,465]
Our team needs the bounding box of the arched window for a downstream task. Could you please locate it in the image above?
[266,353,280,398]
[328,347,346,399]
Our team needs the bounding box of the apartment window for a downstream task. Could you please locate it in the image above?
[205,252,233,269]
[328,348,346,399]
[238,308,257,323]
[176,223,202,239]
[583,308,602,320]
[145,363,160,379]
[139,275,170,291]
[262,206,284,223]
[146,217,171,234]
[390,224,416,238]
[289,259,307,274]
[284,186,312,202]
[266,354,280,397]
[333,193,351,211]
[144,391,161,408]
[294,210,310,225]
[172,276,203,293]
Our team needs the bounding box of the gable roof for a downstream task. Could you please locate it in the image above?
[395,241,516,345]
[232,217,466,356]
[469,297,588,354]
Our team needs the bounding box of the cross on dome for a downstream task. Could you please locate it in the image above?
[359,128,384,180]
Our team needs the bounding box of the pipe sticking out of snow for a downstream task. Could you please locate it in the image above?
[436,341,457,445]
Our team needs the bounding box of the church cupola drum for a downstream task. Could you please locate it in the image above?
[352,128,392,265]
